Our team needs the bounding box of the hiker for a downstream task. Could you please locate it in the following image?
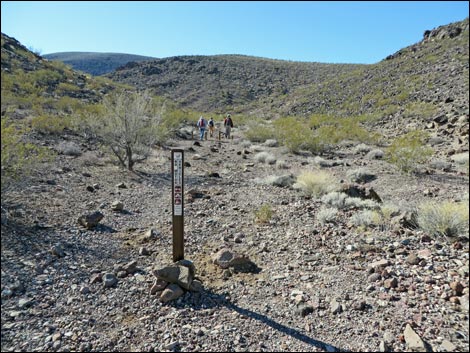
[196,116,207,141]
[224,114,234,139]
[208,117,215,137]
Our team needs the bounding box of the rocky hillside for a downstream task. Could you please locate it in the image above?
[106,18,469,122]
[1,33,122,107]
[43,52,156,76]
[106,54,364,112]
[0,32,142,126]
[279,18,469,119]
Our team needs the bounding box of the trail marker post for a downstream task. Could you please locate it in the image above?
[171,149,184,262]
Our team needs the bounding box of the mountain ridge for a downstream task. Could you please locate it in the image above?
[43,51,156,76]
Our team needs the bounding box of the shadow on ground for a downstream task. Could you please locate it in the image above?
[164,286,349,352]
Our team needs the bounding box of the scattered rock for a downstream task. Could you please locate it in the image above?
[78,211,104,229]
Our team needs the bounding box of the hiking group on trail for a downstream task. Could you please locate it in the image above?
[196,114,234,140]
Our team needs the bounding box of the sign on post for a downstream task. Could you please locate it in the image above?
[171,149,184,261]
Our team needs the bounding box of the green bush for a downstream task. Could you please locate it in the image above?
[30,114,73,134]
[1,119,51,190]
[274,116,316,153]
[385,131,433,173]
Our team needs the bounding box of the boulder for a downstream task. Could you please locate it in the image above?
[78,211,104,229]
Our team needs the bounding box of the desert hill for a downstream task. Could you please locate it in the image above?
[43,52,156,76]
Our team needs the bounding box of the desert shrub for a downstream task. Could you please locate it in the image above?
[240,140,252,148]
[321,192,348,209]
[30,114,73,134]
[254,151,277,165]
[256,174,295,188]
[366,149,384,159]
[416,200,469,239]
[385,131,433,173]
[245,121,276,143]
[86,90,166,170]
[350,210,381,228]
[294,170,338,198]
[451,153,469,174]
[264,139,279,147]
[56,141,82,156]
[276,160,289,169]
[353,143,372,154]
[346,168,376,183]
[344,198,379,210]
[451,153,469,165]
[254,204,273,224]
[316,206,338,224]
[274,116,316,153]
[429,159,452,171]
[313,156,334,167]
[376,203,400,231]
[54,96,85,114]
[321,191,379,210]
[57,82,81,93]
[30,69,63,87]
[1,119,51,190]
[403,101,438,120]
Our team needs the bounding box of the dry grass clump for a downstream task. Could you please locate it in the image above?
[294,170,338,197]
[254,151,277,165]
[254,204,274,224]
[276,160,289,169]
[416,200,469,239]
[451,153,469,174]
[350,210,380,227]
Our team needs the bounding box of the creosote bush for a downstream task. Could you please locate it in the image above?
[385,130,433,174]
[1,118,51,191]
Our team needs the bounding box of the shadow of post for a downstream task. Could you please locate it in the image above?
[224,301,347,352]
[167,288,348,352]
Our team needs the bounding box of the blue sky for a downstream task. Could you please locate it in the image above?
[1,1,468,64]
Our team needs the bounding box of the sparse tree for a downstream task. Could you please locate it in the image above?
[91,90,166,171]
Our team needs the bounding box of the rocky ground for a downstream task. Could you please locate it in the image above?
[1,125,469,352]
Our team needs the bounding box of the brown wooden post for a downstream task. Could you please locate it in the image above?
[218,131,222,140]
[171,149,184,261]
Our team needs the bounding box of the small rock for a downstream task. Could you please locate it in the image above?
[111,200,124,212]
[160,283,184,303]
[404,324,426,352]
[103,273,118,288]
